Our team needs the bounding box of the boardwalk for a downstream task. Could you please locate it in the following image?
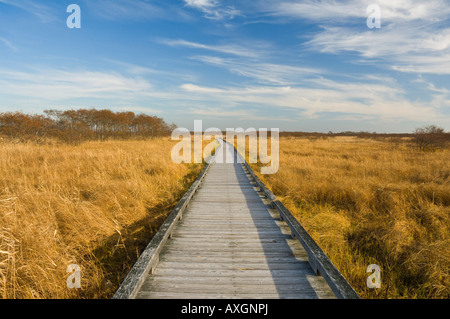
[132,140,336,299]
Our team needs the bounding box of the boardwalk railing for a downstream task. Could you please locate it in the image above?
[228,139,359,299]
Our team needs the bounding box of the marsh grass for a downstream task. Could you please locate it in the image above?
[0,138,206,298]
[242,136,449,299]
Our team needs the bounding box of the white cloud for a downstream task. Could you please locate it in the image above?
[0,37,17,52]
[265,0,450,75]
[160,39,263,58]
[306,25,450,74]
[181,83,225,94]
[84,0,167,21]
[183,0,241,20]
[184,0,217,9]
[0,67,153,101]
[188,106,297,122]
[271,0,450,22]
[0,0,56,22]
[0,65,447,127]
[179,78,446,123]
[307,25,450,57]
[191,55,322,85]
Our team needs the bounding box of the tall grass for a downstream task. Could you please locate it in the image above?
[247,136,449,299]
[0,138,203,298]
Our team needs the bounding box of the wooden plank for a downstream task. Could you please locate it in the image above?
[172,230,291,236]
[135,291,318,299]
[180,215,277,220]
[164,239,301,247]
[151,268,317,278]
[175,220,287,225]
[159,256,307,263]
[159,251,305,259]
[159,250,304,258]
[154,261,311,271]
[164,240,303,250]
[143,275,321,285]
[171,229,288,234]
[140,284,327,295]
[171,234,292,239]
[172,224,289,230]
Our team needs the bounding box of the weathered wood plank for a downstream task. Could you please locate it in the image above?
[151,269,318,278]
[159,256,307,263]
[143,275,325,286]
[164,240,303,250]
[159,250,304,258]
[154,261,311,271]
[136,291,318,299]
[140,284,327,294]
[171,234,293,240]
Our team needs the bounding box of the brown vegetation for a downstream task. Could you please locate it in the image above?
[1,114,447,299]
[245,136,449,299]
[413,125,449,152]
[0,109,174,143]
[0,138,204,298]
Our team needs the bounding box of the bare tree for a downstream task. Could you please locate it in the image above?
[413,125,449,151]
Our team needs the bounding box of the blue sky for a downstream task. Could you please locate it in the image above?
[0,0,449,132]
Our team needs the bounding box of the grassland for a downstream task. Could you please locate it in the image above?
[248,136,449,299]
[1,134,448,299]
[0,138,204,298]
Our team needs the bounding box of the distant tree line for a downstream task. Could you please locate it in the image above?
[0,109,175,143]
[279,131,413,139]
[280,125,449,151]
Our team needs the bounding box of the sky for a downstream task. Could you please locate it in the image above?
[0,0,449,133]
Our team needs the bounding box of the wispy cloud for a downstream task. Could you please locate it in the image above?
[270,0,450,22]
[159,39,263,58]
[184,0,241,20]
[307,24,450,74]
[0,37,17,52]
[0,0,56,22]
[179,77,446,123]
[191,55,322,85]
[265,0,450,75]
[413,75,449,94]
[188,106,296,122]
[83,0,167,21]
[188,106,252,118]
[0,67,153,101]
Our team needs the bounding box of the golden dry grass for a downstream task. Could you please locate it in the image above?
[245,136,449,299]
[1,135,447,299]
[0,138,205,298]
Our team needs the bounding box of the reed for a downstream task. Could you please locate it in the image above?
[246,136,449,299]
[0,138,204,298]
